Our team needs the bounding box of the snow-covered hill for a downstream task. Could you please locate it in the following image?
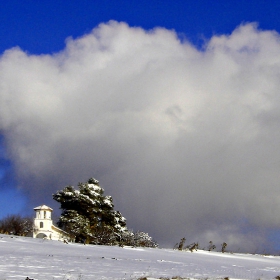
[0,234,280,280]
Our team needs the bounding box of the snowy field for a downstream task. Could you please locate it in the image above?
[0,234,280,280]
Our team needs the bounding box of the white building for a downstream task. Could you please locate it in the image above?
[33,205,70,241]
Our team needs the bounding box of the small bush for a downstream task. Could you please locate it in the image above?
[185,242,199,252]
[208,241,216,252]
[221,242,227,253]
[178,237,186,250]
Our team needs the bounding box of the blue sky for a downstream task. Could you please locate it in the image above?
[1,0,280,252]
[1,0,280,55]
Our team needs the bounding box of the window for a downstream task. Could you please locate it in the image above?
[44,211,46,219]
[40,222,43,228]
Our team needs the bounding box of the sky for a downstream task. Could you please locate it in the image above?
[1,0,280,253]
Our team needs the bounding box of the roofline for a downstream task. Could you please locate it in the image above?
[51,225,70,236]
[33,205,53,211]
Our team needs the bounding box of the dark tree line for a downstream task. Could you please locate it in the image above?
[0,214,33,236]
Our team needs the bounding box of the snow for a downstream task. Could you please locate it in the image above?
[103,197,113,207]
[64,192,74,196]
[79,193,98,205]
[87,183,103,192]
[1,234,280,279]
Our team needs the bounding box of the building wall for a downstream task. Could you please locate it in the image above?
[33,206,70,241]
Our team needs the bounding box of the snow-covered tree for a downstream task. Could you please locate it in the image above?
[53,178,127,244]
[133,231,158,248]
[118,230,158,248]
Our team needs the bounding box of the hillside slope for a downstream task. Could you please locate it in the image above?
[0,234,280,279]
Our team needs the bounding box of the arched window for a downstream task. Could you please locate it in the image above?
[40,222,44,228]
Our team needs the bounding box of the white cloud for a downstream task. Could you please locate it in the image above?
[1,21,280,251]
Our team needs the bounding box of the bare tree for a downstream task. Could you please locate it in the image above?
[208,241,216,251]
[0,214,33,236]
[221,242,227,253]
[187,242,199,252]
[178,237,186,250]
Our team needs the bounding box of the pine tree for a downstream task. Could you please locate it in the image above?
[53,178,127,244]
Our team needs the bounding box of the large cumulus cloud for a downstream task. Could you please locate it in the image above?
[1,21,280,252]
